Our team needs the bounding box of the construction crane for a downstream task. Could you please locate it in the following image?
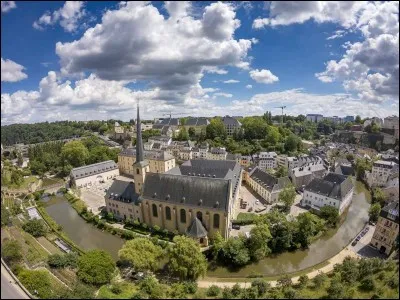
[275,106,287,126]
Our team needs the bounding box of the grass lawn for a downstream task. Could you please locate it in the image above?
[41,177,64,188]
[97,282,137,299]
[50,268,77,287]
[236,212,258,221]
[37,236,63,254]
[9,176,38,189]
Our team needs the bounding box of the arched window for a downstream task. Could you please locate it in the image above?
[196,211,203,223]
[165,206,171,220]
[136,168,140,175]
[180,209,186,223]
[152,204,158,217]
[213,214,220,229]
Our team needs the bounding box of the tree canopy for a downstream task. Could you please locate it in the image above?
[118,238,163,272]
[77,249,116,285]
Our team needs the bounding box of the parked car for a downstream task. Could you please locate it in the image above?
[365,226,370,232]
[255,200,260,205]
[360,232,366,237]
[232,224,241,230]
[352,240,358,246]
[356,235,362,241]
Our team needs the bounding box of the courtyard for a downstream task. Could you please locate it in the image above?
[79,175,133,215]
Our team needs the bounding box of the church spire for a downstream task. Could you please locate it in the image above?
[135,102,144,163]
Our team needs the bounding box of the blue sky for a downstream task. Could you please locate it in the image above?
[1,1,399,124]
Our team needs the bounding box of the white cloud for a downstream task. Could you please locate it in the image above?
[326,29,346,40]
[33,1,86,32]
[203,66,228,75]
[55,1,252,103]
[252,18,269,29]
[212,92,233,99]
[249,69,279,84]
[223,79,240,83]
[246,84,252,89]
[1,1,16,13]
[1,58,28,82]
[41,62,52,68]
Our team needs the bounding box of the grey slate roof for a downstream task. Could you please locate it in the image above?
[222,116,241,126]
[106,180,139,203]
[167,159,239,179]
[210,147,226,154]
[334,164,354,176]
[152,142,162,150]
[149,136,171,143]
[304,172,353,200]
[71,160,118,179]
[249,167,288,192]
[380,201,399,223]
[185,117,210,126]
[227,153,241,161]
[159,118,180,126]
[186,218,208,238]
[142,173,231,211]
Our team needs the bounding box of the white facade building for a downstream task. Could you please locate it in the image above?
[367,160,399,187]
[70,160,119,188]
[258,152,277,170]
[207,147,227,160]
[301,173,354,215]
[306,114,323,123]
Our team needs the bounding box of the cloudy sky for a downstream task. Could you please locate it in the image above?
[1,1,399,124]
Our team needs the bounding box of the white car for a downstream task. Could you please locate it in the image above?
[255,200,260,205]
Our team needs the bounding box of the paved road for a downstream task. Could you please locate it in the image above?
[1,263,29,299]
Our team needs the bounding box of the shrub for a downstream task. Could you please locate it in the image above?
[360,276,376,291]
[298,274,309,287]
[283,287,297,299]
[386,273,399,289]
[231,283,242,297]
[22,219,46,237]
[2,240,22,265]
[110,283,122,294]
[312,272,327,288]
[153,225,160,232]
[222,287,233,299]
[77,250,116,285]
[277,275,292,287]
[139,276,165,299]
[251,278,270,296]
[241,287,258,299]
[206,285,221,297]
[183,281,197,294]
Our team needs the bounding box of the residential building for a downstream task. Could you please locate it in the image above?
[226,153,241,164]
[258,152,277,170]
[343,116,355,123]
[198,142,209,159]
[276,154,287,167]
[144,141,154,151]
[286,155,321,172]
[383,116,399,138]
[106,105,242,245]
[289,161,326,189]
[306,114,324,123]
[370,202,399,255]
[301,173,354,215]
[118,148,175,175]
[240,155,253,167]
[178,149,193,161]
[222,116,242,136]
[70,160,119,188]
[207,147,227,160]
[367,160,399,187]
[184,117,210,135]
[324,116,343,124]
[245,166,291,204]
[148,136,172,147]
[382,176,399,202]
[114,122,126,140]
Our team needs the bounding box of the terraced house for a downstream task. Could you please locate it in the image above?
[105,105,242,245]
[370,201,399,255]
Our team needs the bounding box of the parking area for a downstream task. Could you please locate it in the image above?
[288,194,308,217]
[79,175,133,215]
[229,224,254,238]
[238,185,270,215]
[348,224,387,259]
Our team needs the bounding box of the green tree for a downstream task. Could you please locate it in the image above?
[355,115,362,124]
[61,141,90,167]
[1,239,22,265]
[248,224,272,261]
[139,276,165,299]
[319,206,340,227]
[294,212,325,248]
[279,184,296,211]
[188,127,196,138]
[326,278,344,299]
[206,118,227,140]
[251,279,270,296]
[277,274,293,287]
[312,272,327,288]
[206,285,221,297]
[18,269,56,299]
[118,238,163,272]
[77,250,116,285]
[360,276,376,291]
[284,134,300,153]
[283,287,297,299]
[369,203,381,222]
[22,219,46,237]
[48,252,78,268]
[210,231,224,260]
[275,165,288,178]
[167,236,207,280]
[372,188,386,206]
[221,236,250,266]
[298,274,309,288]
[177,127,189,141]
[1,203,10,226]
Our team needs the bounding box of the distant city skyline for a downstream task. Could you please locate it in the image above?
[1,1,399,125]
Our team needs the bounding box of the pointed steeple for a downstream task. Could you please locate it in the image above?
[135,102,144,163]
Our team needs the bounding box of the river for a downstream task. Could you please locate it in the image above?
[44,181,370,276]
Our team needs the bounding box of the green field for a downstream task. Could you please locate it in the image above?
[41,177,64,188]
[97,282,137,299]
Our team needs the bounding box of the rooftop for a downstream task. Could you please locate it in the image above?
[119,148,174,161]
[71,160,118,179]
[304,172,353,200]
[106,180,139,203]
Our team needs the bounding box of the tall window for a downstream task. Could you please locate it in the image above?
[152,204,158,217]
[213,214,220,228]
[180,209,186,223]
[136,168,140,175]
[165,206,171,220]
[196,211,203,223]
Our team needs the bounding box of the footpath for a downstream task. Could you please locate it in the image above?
[198,247,358,288]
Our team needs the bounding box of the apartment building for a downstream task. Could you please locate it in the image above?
[184,117,210,135]
[148,136,172,147]
[306,114,323,123]
[258,152,277,170]
[383,116,399,138]
[370,202,399,255]
[367,160,398,187]
[70,160,119,188]
[302,173,354,215]
[207,147,227,160]
[222,116,242,136]
[289,161,326,189]
[118,148,175,175]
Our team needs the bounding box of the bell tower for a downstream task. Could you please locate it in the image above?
[133,102,149,194]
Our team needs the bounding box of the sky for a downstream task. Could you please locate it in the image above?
[1,1,399,124]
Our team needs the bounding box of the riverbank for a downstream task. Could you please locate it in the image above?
[198,247,359,288]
